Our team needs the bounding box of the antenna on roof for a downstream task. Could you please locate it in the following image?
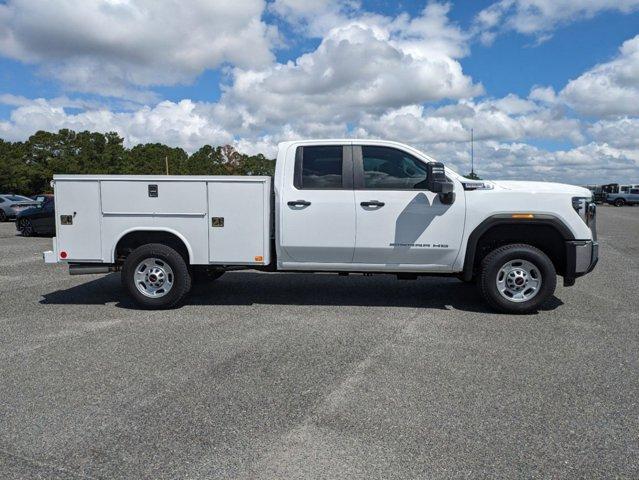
[471,128,474,177]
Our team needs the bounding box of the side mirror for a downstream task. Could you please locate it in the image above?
[426,162,455,205]
[426,162,453,194]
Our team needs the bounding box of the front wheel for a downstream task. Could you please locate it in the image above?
[479,244,556,314]
[121,243,192,309]
[0,210,7,222]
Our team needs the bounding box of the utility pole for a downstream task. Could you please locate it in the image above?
[165,155,169,175]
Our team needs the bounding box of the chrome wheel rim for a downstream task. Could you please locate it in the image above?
[496,259,542,303]
[133,257,174,298]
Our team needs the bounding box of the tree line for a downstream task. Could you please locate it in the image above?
[0,129,275,195]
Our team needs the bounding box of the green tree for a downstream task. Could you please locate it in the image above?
[0,129,275,195]
[125,143,188,175]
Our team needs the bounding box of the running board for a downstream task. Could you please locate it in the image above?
[69,263,119,275]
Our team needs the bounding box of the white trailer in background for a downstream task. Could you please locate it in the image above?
[45,139,598,313]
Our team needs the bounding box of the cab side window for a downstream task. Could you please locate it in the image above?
[361,146,428,190]
[295,146,345,189]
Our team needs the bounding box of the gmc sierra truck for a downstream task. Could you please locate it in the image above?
[43,139,598,313]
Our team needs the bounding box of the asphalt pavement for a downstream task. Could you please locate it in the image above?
[0,206,637,479]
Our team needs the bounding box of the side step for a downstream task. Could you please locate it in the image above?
[69,263,119,275]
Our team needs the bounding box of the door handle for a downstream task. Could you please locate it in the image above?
[287,200,311,207]
[360,200,385,207]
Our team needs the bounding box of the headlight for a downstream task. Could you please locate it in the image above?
[572,196,596,225]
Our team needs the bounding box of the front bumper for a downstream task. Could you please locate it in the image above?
[564,240,598,286]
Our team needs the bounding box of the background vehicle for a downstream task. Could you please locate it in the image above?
[0,194,39,221]
[606,189,639,206]
[43,140,598,314]
[583,185,607,204]
[16,195,55,236]
[620,184,639,193]
[32,194,53,203]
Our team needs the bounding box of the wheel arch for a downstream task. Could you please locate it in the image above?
[112,228,193,264]
[462,215,575,281]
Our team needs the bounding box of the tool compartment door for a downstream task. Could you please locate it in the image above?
[207,179,270,265]
[55,180,102,261]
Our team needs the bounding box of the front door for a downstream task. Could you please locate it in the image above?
[279,144,356,265]
[352,145,465,269]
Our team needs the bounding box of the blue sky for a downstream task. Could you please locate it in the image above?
[1,0,639,183]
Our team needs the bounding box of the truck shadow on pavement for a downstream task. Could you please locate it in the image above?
[40,272,564,314]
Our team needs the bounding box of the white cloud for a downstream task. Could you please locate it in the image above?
[528,86,558,105]
[270,0,360,37]
[422,140,638,183]
[355,95,583,145]
[0,98,234,153]
[589,117,639,148]
[0,0,276,100]
[1,93,637,184]
[220,4,481,133]
[560,35,639,116]
[475,0,639,43]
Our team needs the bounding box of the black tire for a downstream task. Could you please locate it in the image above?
[0,210,6,222]
[479,244,556,314]
[19,219,34,236]
[191,266,226,283]
[121,243,192,309]
[614,198,625,207]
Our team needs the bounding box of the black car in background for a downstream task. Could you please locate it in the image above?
[16,195,55,236]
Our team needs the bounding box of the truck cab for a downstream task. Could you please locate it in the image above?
[44,139,598,313]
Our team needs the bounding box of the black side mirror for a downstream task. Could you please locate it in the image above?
[426,162,453,194]
[426,162,455,204]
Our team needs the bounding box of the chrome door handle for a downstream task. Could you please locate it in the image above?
[287,200,311,207]
[360,200,385,207]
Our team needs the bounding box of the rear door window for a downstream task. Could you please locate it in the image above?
[295,146,348,189]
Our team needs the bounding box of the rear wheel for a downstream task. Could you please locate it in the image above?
[479,244,556,314]
[0,210,6,222]
[19,218,34,236]
[614,198,626,207]
[121,243,191,309]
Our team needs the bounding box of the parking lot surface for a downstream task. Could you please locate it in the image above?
[1,206,638,479]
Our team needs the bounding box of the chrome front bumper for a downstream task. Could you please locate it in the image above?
[564,240,598,286]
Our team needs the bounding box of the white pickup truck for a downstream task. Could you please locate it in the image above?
[44,139,598,313]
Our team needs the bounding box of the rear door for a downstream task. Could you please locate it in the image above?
[279,144,356,264]
[352,145,465,269]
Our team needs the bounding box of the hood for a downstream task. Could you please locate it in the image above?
[491,181,591,197]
